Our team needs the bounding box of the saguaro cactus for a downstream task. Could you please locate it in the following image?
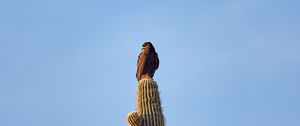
[126,78,165,126]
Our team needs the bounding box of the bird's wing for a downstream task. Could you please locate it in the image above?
[155,53,159,69]
[136,52,147,80]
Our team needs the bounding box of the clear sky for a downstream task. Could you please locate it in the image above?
[0,0,300,126]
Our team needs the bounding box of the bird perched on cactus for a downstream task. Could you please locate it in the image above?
[127,42,164,126]
[136,42,159,81]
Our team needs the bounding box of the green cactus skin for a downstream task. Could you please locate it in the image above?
[126,79,165,126]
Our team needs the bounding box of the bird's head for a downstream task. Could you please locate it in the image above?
[141,42,155,51]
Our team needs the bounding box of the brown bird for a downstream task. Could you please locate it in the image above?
[136,42,159,81]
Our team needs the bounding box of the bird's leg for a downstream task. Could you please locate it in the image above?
[141,74,152,80]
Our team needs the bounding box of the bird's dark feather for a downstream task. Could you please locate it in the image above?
[136,43,159,81]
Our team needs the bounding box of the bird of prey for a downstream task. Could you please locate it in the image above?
[136,42,159,81]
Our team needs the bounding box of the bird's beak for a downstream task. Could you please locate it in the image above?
[141,47,145,50]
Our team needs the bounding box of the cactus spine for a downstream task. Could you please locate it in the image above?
[126,79,165,126]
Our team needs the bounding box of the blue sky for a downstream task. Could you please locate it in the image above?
[0,0,300,126]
